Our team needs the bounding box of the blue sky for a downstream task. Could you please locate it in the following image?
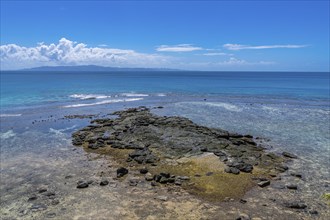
[1,0,329,71]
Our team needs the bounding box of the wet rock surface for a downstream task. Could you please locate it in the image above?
[71,107,291,202]
[72,107,286,173]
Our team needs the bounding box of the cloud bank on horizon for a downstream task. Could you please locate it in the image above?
[223,44,308,51]
[0,38,309,70]
[0,38,169,70]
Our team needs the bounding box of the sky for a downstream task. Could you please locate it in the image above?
[0,0,329,71]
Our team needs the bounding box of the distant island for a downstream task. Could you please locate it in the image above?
[19,65,180,72]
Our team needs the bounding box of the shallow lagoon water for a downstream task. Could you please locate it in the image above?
[1,71,329,219]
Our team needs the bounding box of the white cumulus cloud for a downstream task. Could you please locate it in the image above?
[223,43,307,51]
[156,44,203,52]
[202,52,229,56]
[217,57,275,65]
[0,38,170,70]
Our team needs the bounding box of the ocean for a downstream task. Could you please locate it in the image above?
[1,71,329,218]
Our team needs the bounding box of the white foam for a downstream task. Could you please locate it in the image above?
[0,114,22,117]
[49,125,77,135]
[121,93,149,97]
[69,94,111,100]
[156,93,167,97]
[0,130,16,139]
[63,98,143,108]
[189,102,242,112]
[262,106,281,112]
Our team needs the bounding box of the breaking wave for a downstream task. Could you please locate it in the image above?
[63,98,143,108]
[69,94,112,100]
[0,114,22,117]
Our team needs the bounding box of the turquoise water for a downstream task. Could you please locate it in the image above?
[1,71,329,110]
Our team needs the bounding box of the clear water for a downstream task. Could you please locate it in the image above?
[1,71,330,218]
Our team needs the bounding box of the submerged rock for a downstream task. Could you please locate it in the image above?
[77,180,89,188]
[286,183,298,190]
[30,204,47,211]
[284,201,307,209]
[282,151,298,159]
[139,168,149,174]
[257,180,270,187]
[117,167,128,178]
[100,179,109,186]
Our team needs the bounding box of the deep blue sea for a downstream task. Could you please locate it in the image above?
[1,71,329,218]
[1,71,329,110]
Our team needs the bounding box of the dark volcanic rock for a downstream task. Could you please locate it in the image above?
[225,160,253,173]
[77,181,89,188]
[128,148,158,164]
[290,172,302,178]
[275,164,289,172]
[309,210,318,215]
[139,168,149,174]
[71,107,291,190]
[282,151,298,159]
[28,194,38,201]
[38,188,47,193]
[236,213,250,220]
[257,180,270,187]
[117,167,128,178]
[224,166,240,175]
[286,184,298,190]
[284,201,307,209]
[100,179,109,186]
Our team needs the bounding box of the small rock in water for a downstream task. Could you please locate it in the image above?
[240,199,247,204]
[224,167,240,175]
[51,200,59,205]
[117,167,128,178]
[275,164,289,172]
[77,181,89,188]
[290,172,302,178]
[286,184,298,190]
[100,179,109,186]
[30,204,47,211]
[145,173,153,181]
[140,168,148,174]
[282,151,298,159]
[258,180,270,187]
[45,212,56,218]
[44,191,55,197]
[284,201,307,209]
[236,213,251,220]
[38,188,47,193]
[200,147,208,152]
[309,210,318,215]
[129,179,138,186]
[28,195,38,201]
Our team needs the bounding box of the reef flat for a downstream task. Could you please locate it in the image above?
[72,107,291,202]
